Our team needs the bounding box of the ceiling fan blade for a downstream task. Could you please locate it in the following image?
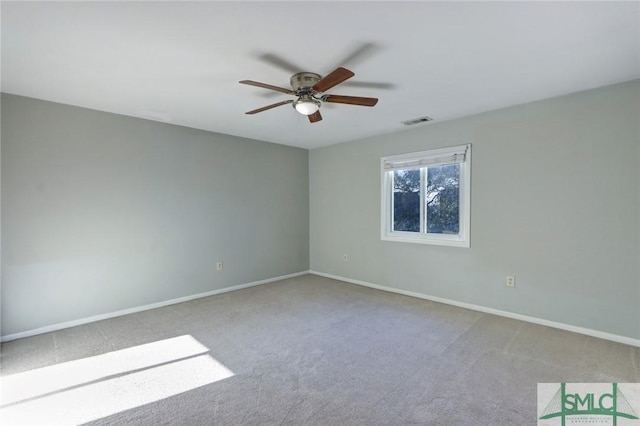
[312,67,355,93]
[323,95,378,107]
[308,110,323,123]
[245,100,293,115]
[258,53,305,74]
[341,81,396,90]
[239,80,296,95]
[332,43,380,69]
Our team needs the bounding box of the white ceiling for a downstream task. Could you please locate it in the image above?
[2,1,639,149]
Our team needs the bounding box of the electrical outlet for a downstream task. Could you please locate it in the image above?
[216,261,223,271]
[505,275,515,288]
[343,254,348,262]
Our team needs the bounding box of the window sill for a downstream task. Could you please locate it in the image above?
[381,233,469,248]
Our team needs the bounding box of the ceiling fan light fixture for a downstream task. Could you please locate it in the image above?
[293,96,321,115]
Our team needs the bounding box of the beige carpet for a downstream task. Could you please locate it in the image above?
[1,274,638,425]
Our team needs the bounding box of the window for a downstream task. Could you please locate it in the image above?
[381,144,471,247]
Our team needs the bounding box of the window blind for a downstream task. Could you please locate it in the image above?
[382,144,468,171]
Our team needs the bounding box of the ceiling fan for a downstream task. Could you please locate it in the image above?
[239,67,378,123]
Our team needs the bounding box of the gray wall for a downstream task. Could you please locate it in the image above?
[1,94,309,336]
[310,80,640,340]
[3,81,639,341]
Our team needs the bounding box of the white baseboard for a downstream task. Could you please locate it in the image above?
[309,270,640,348]
[6,270,638,348]
[1,270,310,342]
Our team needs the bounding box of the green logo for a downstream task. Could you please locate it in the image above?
[539,383,639,426]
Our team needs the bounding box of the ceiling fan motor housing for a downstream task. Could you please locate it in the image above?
[290,72,321,92]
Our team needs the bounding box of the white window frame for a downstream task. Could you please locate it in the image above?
[380,144,471,247]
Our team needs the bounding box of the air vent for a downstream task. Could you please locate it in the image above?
[402,116,433,126]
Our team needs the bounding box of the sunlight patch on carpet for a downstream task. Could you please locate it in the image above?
[0,335,234,425]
